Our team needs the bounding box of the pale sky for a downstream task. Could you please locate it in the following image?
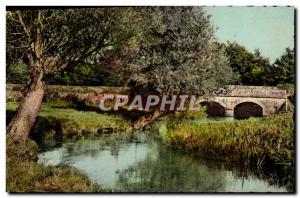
[205,6,294,63]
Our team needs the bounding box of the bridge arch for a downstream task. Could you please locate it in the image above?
[200,101,226,117]
[234,102,264,118]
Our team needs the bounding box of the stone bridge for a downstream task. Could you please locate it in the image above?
[196,85,288,118]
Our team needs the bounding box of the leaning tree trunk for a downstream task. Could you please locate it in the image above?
[133,108,164,130]
[7,72,45,143]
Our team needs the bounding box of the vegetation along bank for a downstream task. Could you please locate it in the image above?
[165,113,294,167]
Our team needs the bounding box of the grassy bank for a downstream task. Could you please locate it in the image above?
[6,101,130,192]
[7,101,131,136]
[166,113,294,166]
[7,134,110,192]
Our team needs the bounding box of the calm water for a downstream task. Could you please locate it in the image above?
[37,126,289,192]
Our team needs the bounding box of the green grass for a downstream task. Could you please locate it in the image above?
[7,101,131,136]
[7,101,122,192]
[7,134,110,192]
[166,113,294,166]
[170,107,207,120]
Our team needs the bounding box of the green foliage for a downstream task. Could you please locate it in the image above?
[6,61,30,84]
[6,8,138,82]
[224,42,270,85]
[52,64,123,86]
[166,113,294,166]
[6,8,294,88]
[274,48,295,84]
[125,7,235,95]
[225,42,295,86]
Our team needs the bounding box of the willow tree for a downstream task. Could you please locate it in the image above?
[124,7,235,129]
[6,8,134,142]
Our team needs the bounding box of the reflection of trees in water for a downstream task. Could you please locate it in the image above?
[115,141,293,192]
[115,148,226,192]
[43,132,152,160]
[258,164,294,192]
[205,158,294,192]
[38,131,293,192]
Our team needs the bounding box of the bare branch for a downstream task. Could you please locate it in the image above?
[16,10,31,38]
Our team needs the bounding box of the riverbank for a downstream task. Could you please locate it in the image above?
[6,134,111,192]
[6,100,294,192]
[7,101,131,137]
[6,101,132,192]
[165,113,294,167]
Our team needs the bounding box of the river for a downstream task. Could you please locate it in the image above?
[37,119,290,192]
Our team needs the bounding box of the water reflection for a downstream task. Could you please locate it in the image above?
[37,131,288,192]
[115,147,227,192]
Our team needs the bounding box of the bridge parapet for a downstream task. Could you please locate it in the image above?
[221,85,287,99]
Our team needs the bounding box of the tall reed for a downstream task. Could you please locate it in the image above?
[166,113,294,166]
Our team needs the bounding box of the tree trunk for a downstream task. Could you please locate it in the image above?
[7,75,45,143]
[133,108,164,130]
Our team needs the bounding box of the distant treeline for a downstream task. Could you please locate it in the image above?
[224,43,294,86]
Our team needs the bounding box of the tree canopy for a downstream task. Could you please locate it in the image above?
[224,42,295,86]
[6,8,136,83]
[273,48,295,84]
[6,7,140,141]
[123,7,235,95]
[7,8,294,89]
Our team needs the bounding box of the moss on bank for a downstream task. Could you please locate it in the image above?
[166,113,294,166]
[7,134,110,192]
[7,101,131,136]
